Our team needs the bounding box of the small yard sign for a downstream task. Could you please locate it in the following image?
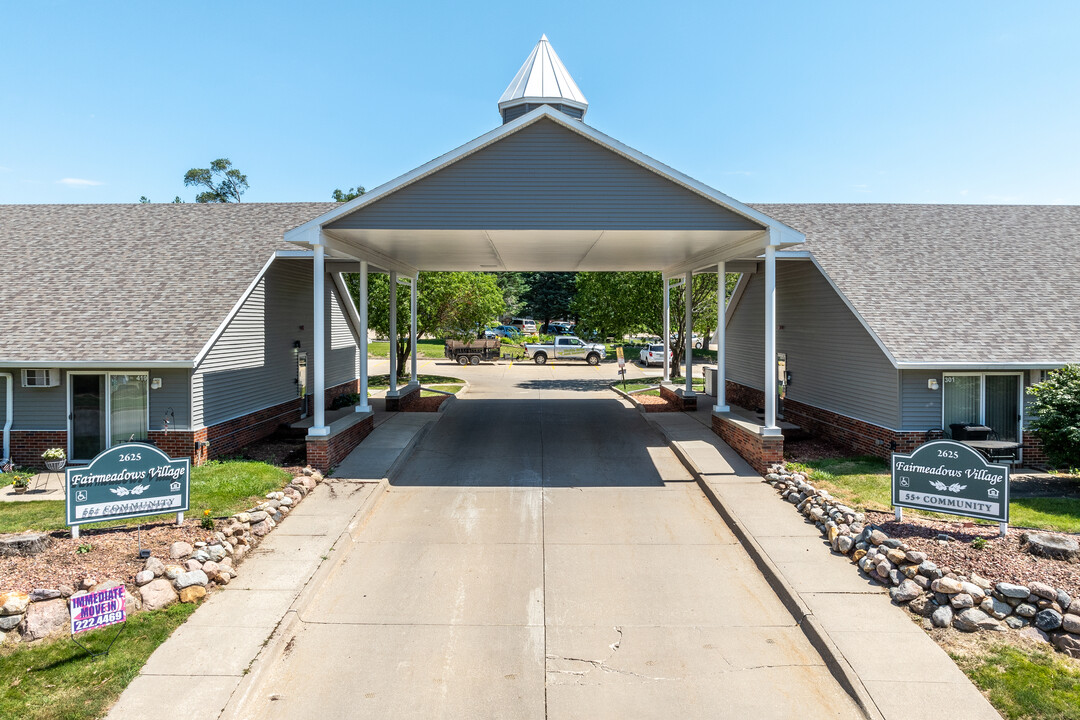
[891,440,1009,524]
[66,442,190,527]
[69,585,126,634]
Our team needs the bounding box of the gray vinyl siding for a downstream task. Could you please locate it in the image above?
[327,118,763,232]
[193,259,360,429]
[725,260,900,429]
[0,368,190,431]
[899,370,943,431]
[0,373,6,427]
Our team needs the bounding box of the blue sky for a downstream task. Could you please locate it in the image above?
[3,1,1078,205]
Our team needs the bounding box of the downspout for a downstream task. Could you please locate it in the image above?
[1,373,11,464]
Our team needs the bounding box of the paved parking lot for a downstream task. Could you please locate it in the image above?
[236,359,863,719]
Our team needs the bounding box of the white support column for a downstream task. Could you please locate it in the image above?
[309,241,330,437]
[684,271,694,395]
[388,270,398,396]
[714,264,729,413]
[764,243,779,433]
[662,277,670,382]
[410,276,418,385]
[357,261,372,413]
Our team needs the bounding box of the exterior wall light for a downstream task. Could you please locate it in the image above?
[151,378,162,390]
[927,378,939,391]
[293,340,302,349]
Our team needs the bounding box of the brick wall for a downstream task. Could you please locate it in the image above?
[8,431,67,466]
[384,385,420,412]
[711,414,784,475]
[659,384,698,411]
[305,414,374,472]
[1021,431,1047,466]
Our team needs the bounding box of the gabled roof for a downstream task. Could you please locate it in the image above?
[752,203,1080,367]
[0,203,333,365]
[498,35,588,116]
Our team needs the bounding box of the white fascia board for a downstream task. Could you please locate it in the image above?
[0,361,194,369]
[320,234,419,276]
[896,362,1070,370]
[497,97,588,113]
[192,253,278,368]
[724,272,751,327]
[284,106,805,248]
[663,231,769,277]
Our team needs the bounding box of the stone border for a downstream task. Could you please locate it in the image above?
[764,463,1080,658]
[0,467,328,647]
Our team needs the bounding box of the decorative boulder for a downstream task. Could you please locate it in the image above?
[0,591,30,616]
[179,585,207,604]
[144,556,166,577]
[139,579,178,611]
[1022,531,1079,561]
[173,570,209,590]
[169,541,193,560]
[21,599,70,641]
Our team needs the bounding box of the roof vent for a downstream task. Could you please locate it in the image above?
[498,35,588,124]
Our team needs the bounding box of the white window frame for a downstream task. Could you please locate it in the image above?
[66,371,150,460]
[22,368,60,387]
[941,372,1024,442]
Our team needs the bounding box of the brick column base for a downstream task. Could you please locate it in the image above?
[660,384,698,411]
[306,414,375,472]
[385,384,421,412]
[711,414,784,475]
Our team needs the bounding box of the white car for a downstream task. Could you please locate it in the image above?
[639,344,672,367]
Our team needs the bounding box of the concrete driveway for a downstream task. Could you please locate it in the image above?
[235,359,863,719]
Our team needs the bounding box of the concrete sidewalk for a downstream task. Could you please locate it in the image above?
[646,411,1001,720]
[106,412,438,720]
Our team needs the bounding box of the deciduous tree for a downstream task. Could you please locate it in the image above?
[183,158,248,203]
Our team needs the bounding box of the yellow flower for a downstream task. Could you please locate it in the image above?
[203,509,211,516]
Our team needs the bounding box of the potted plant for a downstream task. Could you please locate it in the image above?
[10,472,31,494]
[42,447,66,472]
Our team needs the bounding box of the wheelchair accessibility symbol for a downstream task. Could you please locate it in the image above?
[76,490,87,502]
[899,477,910,488]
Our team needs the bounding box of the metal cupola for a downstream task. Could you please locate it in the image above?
[498,35,588,124]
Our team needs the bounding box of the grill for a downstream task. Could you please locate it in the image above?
[949,424,993,441]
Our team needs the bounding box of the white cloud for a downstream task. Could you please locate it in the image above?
[57,177,104,186]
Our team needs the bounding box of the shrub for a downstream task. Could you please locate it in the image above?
[1028,365,1080,469]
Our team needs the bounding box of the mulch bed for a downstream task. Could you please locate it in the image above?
[1,521,210,594]
[783,435,856,462]
[634,394,679,412]
[866,509,1080,598]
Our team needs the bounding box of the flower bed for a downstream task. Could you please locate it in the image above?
[764,463,1080,659]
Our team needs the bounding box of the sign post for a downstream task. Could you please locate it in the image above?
[67,442,190,539]
[891,440,1009,535]
[616,346,626,390]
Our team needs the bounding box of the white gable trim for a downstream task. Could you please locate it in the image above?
[285,106,805,248]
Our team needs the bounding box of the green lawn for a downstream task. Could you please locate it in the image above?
[789,456,1080,533]
[367,339,446,358]
[367,374,464,390]
[950,640,1080,720]
[0,603,197,720]
[614,376,705,395]
[0,460,289,534]
[421,384,464,397]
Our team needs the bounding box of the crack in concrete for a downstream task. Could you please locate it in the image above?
[546,626,677,683]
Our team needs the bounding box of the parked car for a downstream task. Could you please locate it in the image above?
[524,336,606,365]
[510,317,538,334]
[542,322,574,335]
[639,344,672,367]
[492,325,522,339]
[482,328,498,339]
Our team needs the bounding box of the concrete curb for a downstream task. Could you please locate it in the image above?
[661,430,885,720]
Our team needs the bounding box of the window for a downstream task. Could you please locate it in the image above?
[943,373,1021,442]
[22,369,59,387]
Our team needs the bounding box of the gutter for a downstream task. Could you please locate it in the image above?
[1,373,11,465]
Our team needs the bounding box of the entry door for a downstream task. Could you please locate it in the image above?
[71,374,107,460]
[985,375,1020,442]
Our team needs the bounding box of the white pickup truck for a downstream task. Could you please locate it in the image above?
[523,336,606,365]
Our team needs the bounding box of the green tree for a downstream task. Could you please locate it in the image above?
[573,272,736,374]
[1028,365,1080,469]
[183,158,248,203]
[495,272,529,318]
[332,186,365,202]
[521,272,576,327]
[347,271,505,378]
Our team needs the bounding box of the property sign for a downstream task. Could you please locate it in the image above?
[616,346,625,367]
[66,443,190,526]
[891,440,1009,523]
[69,585,126,634]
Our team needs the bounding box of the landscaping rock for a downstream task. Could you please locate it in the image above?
[207,544,227,562]
[0,591,30,615]
[1005,616,1028,629]
[931,577,964,594]
[90,580,122,593]
[1029,582,1058,601]
[21,599,69,641]
[931,605,953,628]
[1016,603,1038,618]
[969,572,993,591]
[950,593,974,610]
[1019,626,1050,643]
[169,541,193,560]
[904,550,927,564]
[909,595,935,617]
[144,556,165,577]
[191,549,210,563]
[1022,531,1080,561]
[184,559,203,572]
[0,532,51,557]
[140,579,178,611]
[837,536,853,554]
[1062,614,1080,634]
[135,570,155,586]
[981,597,1012,620]
[1035,609,1063,632]
[251,519,273,537]
[954,608,1001,633]
[1053,632,1080,659]
[960,583,986,603]
[173,570,209,590]
[869,530,888,546]
[29,588,61,602]
[179,585,207,603]
[248,510,269,523]
[891,579,922,603]
[0,614,22,631]
[917,561,942,580]
[163,564,185,580]
[996,582,1030,599]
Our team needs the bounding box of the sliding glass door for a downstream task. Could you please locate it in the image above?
[69,372,148,460]
[942,373,1021,441]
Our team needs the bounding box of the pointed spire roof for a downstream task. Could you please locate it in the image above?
[498,35,588,120]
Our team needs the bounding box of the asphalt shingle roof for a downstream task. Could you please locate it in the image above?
[751,204,1080,365]
[0,203,334,364]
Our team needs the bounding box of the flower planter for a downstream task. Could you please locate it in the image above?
[45,459,66,472]
[12,485,28,494]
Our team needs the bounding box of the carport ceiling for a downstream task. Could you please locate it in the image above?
[287,107,804,274]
